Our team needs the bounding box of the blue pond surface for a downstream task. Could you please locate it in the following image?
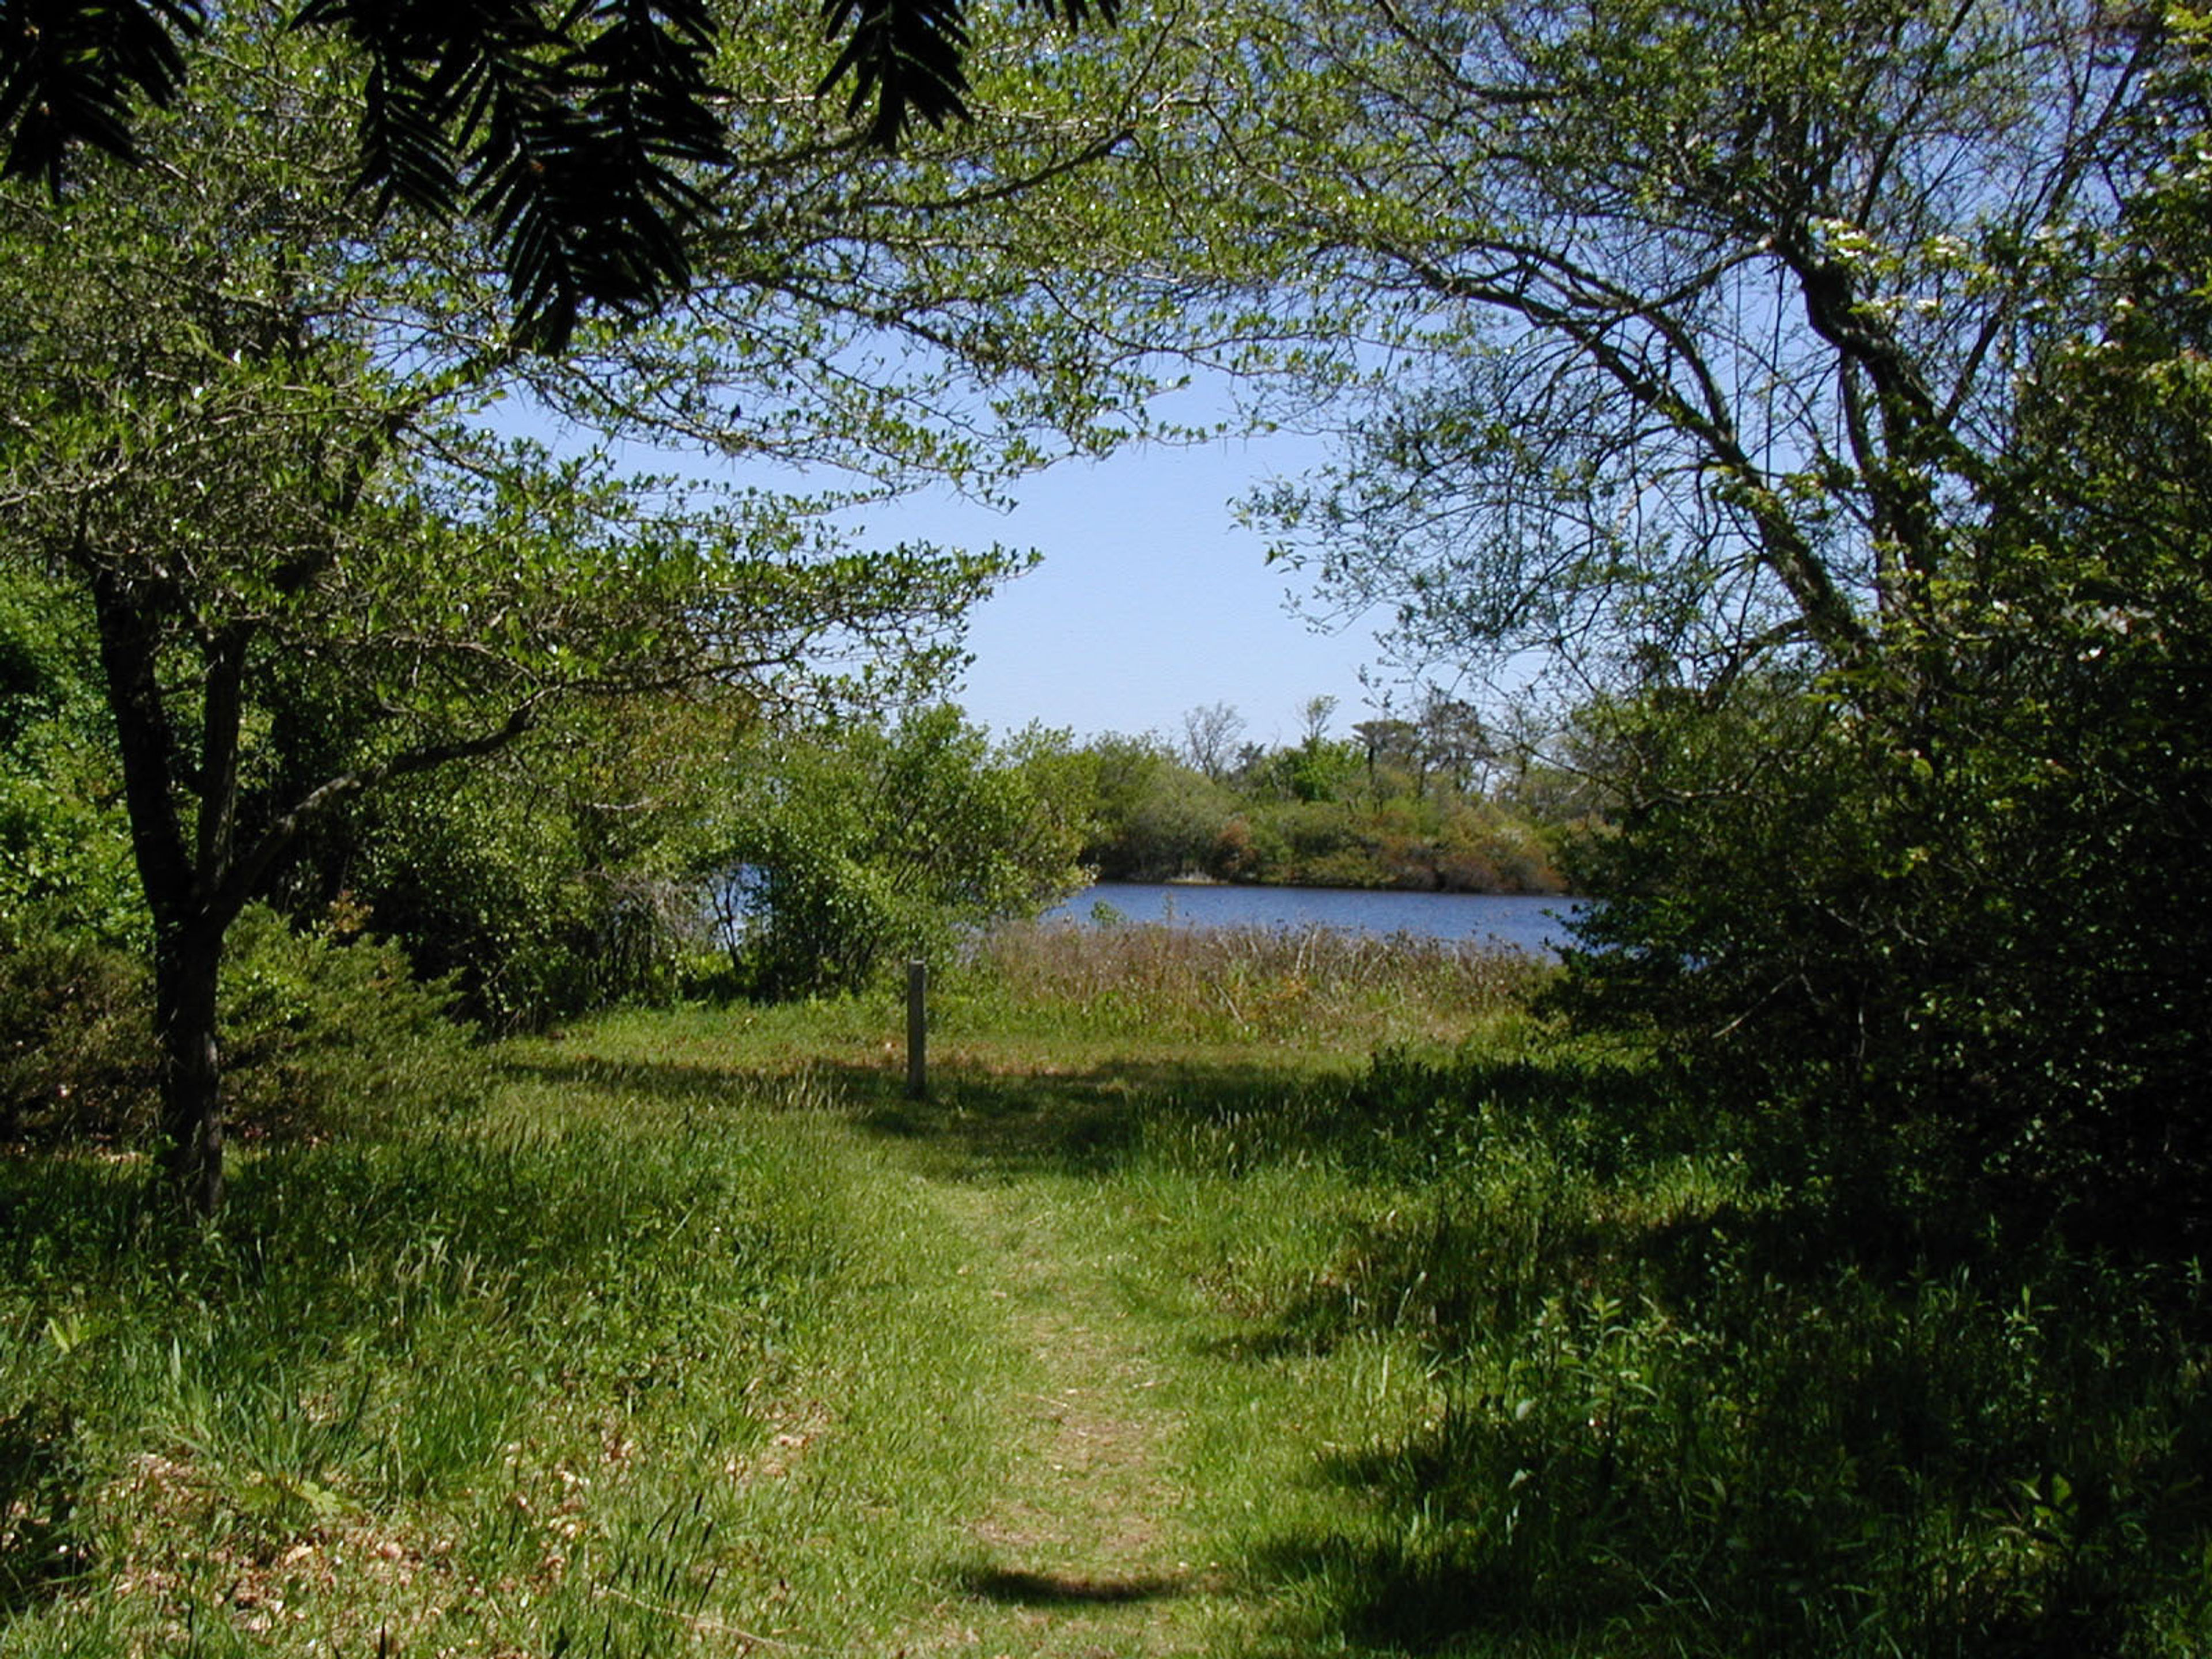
[1041,882,1589,957]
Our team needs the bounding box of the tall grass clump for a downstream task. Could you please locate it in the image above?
[1130,1042,2212,1657]
[0,1054,865,1657]
[971,918,1550,1046]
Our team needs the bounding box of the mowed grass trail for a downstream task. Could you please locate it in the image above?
[512,992,1500,1658]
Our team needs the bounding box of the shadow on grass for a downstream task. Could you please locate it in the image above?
[1241,1532,1600,1656]
[1219,1226,2212,1658]
[0,1399,82,1616]
[844,1055,1345,1183]
[493,1046,1248,1181]
[506,1029,1345,1185]
[492,1051,793,1113]
[960,1565,1189,1606]
[1239,1501,2153,1658]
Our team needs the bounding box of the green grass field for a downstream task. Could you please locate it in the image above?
[5,923,2209,1655]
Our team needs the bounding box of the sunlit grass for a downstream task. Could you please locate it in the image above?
[0,1052,1031,1657]
[6,924,2211,1656]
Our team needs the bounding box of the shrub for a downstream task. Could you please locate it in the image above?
[218,904,487,1142]
[719,710,1090,998]
[339,762,714,1031]
[0,910,153,1144]
[1,904,483,1148]
[1554,643,2212,1247]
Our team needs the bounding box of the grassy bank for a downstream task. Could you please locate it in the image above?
[1,1063,1030,1655]
[5,925,2210,1654]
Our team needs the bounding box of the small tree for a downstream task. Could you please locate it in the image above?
[1350,717,1418,796]
[1295,694,1337,747]
[718,709,1091,997]
[1180,701,1247,783]
[0,5,1161,1213]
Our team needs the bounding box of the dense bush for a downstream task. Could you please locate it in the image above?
[719,709,1092,998]
[303,706,729,1031]
[1554,623,2211,1245]
[215,905,487,1142]
[1,905,482,1147]
[0,912,153,1145]
[1083,738,1239,880]
[1078,726,1573,891]
[1478,35,2212,1249]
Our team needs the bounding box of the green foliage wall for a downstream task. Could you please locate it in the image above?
[1074,726,1570,892]
[1548,29,2212,1241]
[1556,621,2211,1240]
[0,571,141,947]
[320,702,734,1031]
[2,904,479,1146]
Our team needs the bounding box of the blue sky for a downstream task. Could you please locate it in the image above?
[519,369,1402,750]
[836,426,1401,748]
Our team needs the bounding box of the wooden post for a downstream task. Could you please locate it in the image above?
[905,958,927,1100]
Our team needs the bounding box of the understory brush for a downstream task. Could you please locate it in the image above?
[1130,1041,2212,1657]
[1,902,480,1148]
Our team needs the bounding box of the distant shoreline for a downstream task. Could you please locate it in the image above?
[1051,881,1589,954]
[1148,871,1574,898]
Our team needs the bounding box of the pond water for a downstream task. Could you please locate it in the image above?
[1040,882,1590,956]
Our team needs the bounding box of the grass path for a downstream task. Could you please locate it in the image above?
[777,1029,1273,1656]
[482,1010,1446,1657]
[527,1004,1458,1658]
[0,1002,1448,1657]
[907,1172,1221,1657]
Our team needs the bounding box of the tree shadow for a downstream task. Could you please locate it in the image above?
[0,1399,84,1616]
[493,1051,804,1113]
[1241,1530,1594,1655]
[958,1565,1190,1606]
[493,1046,1236,1181]
[838,1054,1343,1184]
[1237,1474,2157,1658]
[1218,1232,2212,1657]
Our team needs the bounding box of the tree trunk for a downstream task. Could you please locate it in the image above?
[154,916,226,1218]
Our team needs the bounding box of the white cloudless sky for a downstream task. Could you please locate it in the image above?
[831,427,1403,748]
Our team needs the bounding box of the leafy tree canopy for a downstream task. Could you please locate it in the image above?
[717,707,1092,997]
[1157,0,2212,1233]
[0,0,1185,1210]
[0,0,1119,342]
[1205,0,2176,698]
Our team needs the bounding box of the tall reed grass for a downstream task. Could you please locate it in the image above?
[969,919,1549,1046]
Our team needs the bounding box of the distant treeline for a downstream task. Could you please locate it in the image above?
[1074,697,1584,894]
